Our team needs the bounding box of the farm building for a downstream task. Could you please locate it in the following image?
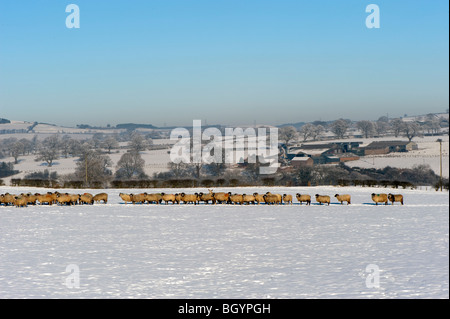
[287,142,362,165]
[291,156,314,168]
[363,141,418,155]
[334,152,360,162]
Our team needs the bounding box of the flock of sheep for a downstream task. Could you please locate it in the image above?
[0,191,108,207]
[0,190,404,208]
[118,191,404,206]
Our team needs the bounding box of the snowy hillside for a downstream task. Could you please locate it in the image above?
[0,186,448,298]
[1,119,448,187]
[345,135,449,178]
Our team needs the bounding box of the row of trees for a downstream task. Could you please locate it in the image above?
[279,114,447,145]
[0,131,153,166]
[10,160,447,190]
[0,131,157,187]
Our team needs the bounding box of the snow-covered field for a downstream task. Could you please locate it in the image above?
[346,135,449,178]
[1,148,172,185]
[0,186,448,299]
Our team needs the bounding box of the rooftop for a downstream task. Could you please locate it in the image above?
[364,141,416,149]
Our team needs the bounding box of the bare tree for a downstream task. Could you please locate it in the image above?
[390,119,405,137]
[299,123,315,142]
[167,162,190,178]
[311,125,324,141]
[115,151,146,180]
[60,135,73,158]
[75,145,112,186]
[92,133,105,149]
[279,126,298,145]
[330,119,349,139]
[424,114,441,135]
[189,162,203,179]
[30,135,39,154]
[103,136,119,154]
[35,135,61,167]
[67,139,83,157]
[403,122,423,141]
[299,123,325,142]
[375,120,389,137]
[10,140,25,164]
[128,132,148,153]
[19,138,33,155]
[356,120,375,138]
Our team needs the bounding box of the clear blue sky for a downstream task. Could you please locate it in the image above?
[0,0,448,127]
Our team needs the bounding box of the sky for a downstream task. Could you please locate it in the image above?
[0,0,448,127]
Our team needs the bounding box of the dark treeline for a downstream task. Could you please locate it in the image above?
[7,163,449,191]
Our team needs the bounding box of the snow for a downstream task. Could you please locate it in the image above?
[0,186,448,299]
[346,135,449,178]
[1,148,172,184]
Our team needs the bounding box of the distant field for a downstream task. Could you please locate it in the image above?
[345,135,449,178]
[1,122,449,186]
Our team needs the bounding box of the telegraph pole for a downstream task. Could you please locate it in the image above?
[85,153,88,186]
[437,139,443,191]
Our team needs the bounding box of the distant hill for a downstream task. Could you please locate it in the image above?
[116,123,158,130]
[278,120,332,130]
[0,118,11,124]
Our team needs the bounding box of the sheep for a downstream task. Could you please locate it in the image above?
[174,193,182,204]
[282,194,293,205]
[79,193,94,205]
[24,193,38,205]
[14,195,28,208]
[93,193,108,204]
[242,194,256,205]
[1,193,16,206]
[130,193,146,204]
[253,193,265,204]
[334,194,351,205]
[213,192,229,204]
[266,192,282,204]
[315,194,330,205]
[180,193,199,205]
[119,193,133,204]
[198,190,216,204]
[69,194,80,205]
[263,194,281,205]
[229,193,244,205]
[144,193,162,204]
[48,192,58,205]
[388,193,404,205]
[35,193,54,205]
[296,193,311,205]
[371,193,388,205]
[161,193,176,204]
[56,193,73,205]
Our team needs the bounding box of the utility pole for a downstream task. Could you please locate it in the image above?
[437,139,443,191]
[85,153,88,186]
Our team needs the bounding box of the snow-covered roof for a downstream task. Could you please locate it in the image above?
[364,141,415,149]
[297,148,331,156]
[291,157,312,161]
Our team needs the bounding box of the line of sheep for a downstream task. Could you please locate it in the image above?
[0,192,108,207]
[0,190,404,208]
[119,191,404,206]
